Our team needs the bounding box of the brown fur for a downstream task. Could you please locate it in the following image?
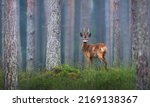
[82,42,107,68]
[80,29,108,69]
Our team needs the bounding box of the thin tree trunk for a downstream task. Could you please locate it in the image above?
[26,0,35,71]
[120,0,131,66]
[3,0,20,89]
[112,0,122,66]
[108,0,114,66]
[34,0,40,70]
[74,0,81,66]
[45,0,61,70]
[64,0,75,65]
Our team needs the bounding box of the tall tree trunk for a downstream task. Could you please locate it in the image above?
[26,0,35,71]
[34,0,42,70]
[131,0,138,63]
[111,0,122,66]
[45,0,61,70]
[131,0,149,89]
[106,0,114,66]
[74,0,81,65]
[17,0,22,70]
[39,1,46,69]
[3,0,20,89]
[120,0,131,66]
[64,0,75,65]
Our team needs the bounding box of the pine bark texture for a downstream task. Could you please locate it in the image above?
[131,0,149,89]
[3,0,19,89]
[45,0,61,70]
[26,0,35,71]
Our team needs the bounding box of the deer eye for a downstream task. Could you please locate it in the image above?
[89,33,91,37]
[80,33,83,37]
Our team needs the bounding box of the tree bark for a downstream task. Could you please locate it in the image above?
[3,0,20,89]
[111,0,122,66]
[106,0,114,66]
[120,0,131,66]
[45,0,61,70]
[131,0,149,89]
[64,0,75,65]
[26,0,35,71]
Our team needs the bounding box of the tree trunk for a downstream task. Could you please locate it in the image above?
[45,0,61,70]
[26,0,35,71]
[3,0,20,89]
[112,0,122,66]
[131,0,149,89]
[106,0,114,66]
[64,0,75,65]
[120,0,131,66]
[34,0,42,70]
[131,0,138,63]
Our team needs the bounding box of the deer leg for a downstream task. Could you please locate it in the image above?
[86,56,92,64]
[103,53,108,70]
[85,53,92,68]
[85,52,90,63]
[97,53,103,65]
[97,52,107,70]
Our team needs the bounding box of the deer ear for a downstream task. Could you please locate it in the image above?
[89,33,91,37]
[80,33,83,37]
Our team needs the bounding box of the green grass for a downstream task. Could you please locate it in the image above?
[0,65,140,90]
[0,70,4,90]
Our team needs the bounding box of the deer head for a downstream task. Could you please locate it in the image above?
[80,28,91,43]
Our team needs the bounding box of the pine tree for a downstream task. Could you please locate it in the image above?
[26,0,36,71]
[44,0,61,70]
[112,0,122,66]
[131,0,149,89]
[3,0,20,89]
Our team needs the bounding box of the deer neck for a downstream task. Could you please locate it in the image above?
[82,42,89,52]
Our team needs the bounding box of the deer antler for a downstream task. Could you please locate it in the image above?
[86,28,90,35]
[87,28,90,33]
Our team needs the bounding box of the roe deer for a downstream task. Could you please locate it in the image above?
[80,28,108,69]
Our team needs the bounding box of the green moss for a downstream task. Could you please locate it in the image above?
[18,65,136,90]
[0,65,145,90]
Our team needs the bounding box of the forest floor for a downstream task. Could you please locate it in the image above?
[1,64,145,90]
